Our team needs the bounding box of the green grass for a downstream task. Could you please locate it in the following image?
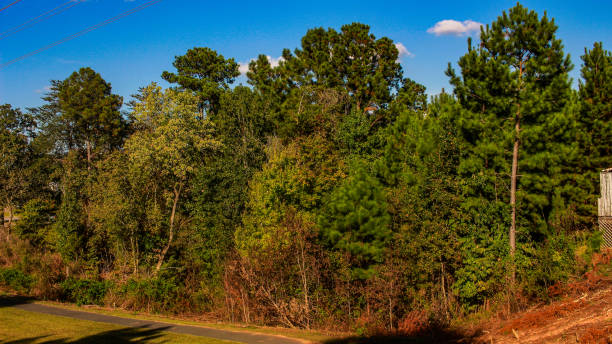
[0,307,238,344]
[35,300,336,343]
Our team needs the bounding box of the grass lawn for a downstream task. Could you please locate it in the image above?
[0,306,238,344]
[35,300,336,343]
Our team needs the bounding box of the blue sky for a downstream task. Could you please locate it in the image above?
[1,0,611,109]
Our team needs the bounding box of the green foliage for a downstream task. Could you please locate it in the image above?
[372,104,463,316]
[162,47,240,115]
[246,55,287,111]
[60,277,109,306]
[319,166,391,279]
[282,23,403,109]
[53,186,86,261]
[438,5,603,307]
[237,135,345,256]
[0,104,36,222]
[26,67,130,265]
[445,3,575,291]
[517,233,576,299]
[391,78,428,114]
[127,83,221,184]
[125,83,222,273]
[0,268,34,293]
[2,7,609,331]
[14,198,54,245]
[579,43,612,151]
[571,42,612,227]
[453,215,508,306]
[53,67,127,161]
[117,276,179,313]
[186,86,270,281]
[88,151,160,272]
[335,110,372,156]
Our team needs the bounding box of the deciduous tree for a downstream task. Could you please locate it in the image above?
[0,105,34,237]
[126,83,221,274]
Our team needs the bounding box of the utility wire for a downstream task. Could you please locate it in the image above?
[0,0,23,14]
[0,0,161,69]
[0,0,81,41]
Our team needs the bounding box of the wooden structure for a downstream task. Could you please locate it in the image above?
[599,168,612,248]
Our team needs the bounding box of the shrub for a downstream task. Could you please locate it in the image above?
[60,277,109,306]
[116,276,179,313]
[14,198,54,245]
[519,233,577,299]
[0,268,34,293]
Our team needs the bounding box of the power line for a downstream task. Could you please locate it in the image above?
[0,0,24,14]
[0,0,81,41]
[0,0,162,69]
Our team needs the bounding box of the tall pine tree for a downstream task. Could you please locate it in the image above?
[574,43,612,226]
[446,4,573,279]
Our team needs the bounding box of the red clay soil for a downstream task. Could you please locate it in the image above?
[472,265,612,343]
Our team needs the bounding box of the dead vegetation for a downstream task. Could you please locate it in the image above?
[471,250,612,344]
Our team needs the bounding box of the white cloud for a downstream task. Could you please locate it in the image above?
[427,19,483,36]
[238,63,250,75]
[35,85,51,94]
[238,55,284,75]
[267,56,283,68]
[395,42,413,60]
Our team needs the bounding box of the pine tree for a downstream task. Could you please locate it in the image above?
[575,43,612,225]
[55,67,126,169]
[319,166,391,279]
[162,47,240,116]
[271,23,402,111]
[446,4,573,279]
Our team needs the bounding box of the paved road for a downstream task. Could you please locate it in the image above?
[11,303,305,344]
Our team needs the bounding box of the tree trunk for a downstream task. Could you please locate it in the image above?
[510,106,520,284]
[155,183,181,274]
[86,140,92,171]
[509,60,524,285]
[297,237,310,329]
[388,296,393,331]
[5,206,13,241]
[441,262,449,319]
[130,233,138,276]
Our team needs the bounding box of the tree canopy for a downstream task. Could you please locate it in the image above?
[1,3,610,334]
[162,47,240,115]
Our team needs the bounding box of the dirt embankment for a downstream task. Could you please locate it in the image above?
[471,253,612,344]
[475,286,611,344]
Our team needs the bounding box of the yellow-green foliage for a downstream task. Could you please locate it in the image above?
[236,136,345,257]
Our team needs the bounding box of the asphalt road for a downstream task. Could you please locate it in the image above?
[10,302,305,344]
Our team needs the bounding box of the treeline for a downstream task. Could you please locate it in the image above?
[1,3,611,333]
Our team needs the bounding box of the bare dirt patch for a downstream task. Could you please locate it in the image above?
[473,252,612,344]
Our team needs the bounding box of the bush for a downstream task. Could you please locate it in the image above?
[0,268,34,292]
[519,233,577,299]
[14,198,54,245]
[116,276,179,313]
[60,277,109,306]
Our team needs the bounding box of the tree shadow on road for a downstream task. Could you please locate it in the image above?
[0,325,171,344]
[323,327,484,344]
[0,294,35,308]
